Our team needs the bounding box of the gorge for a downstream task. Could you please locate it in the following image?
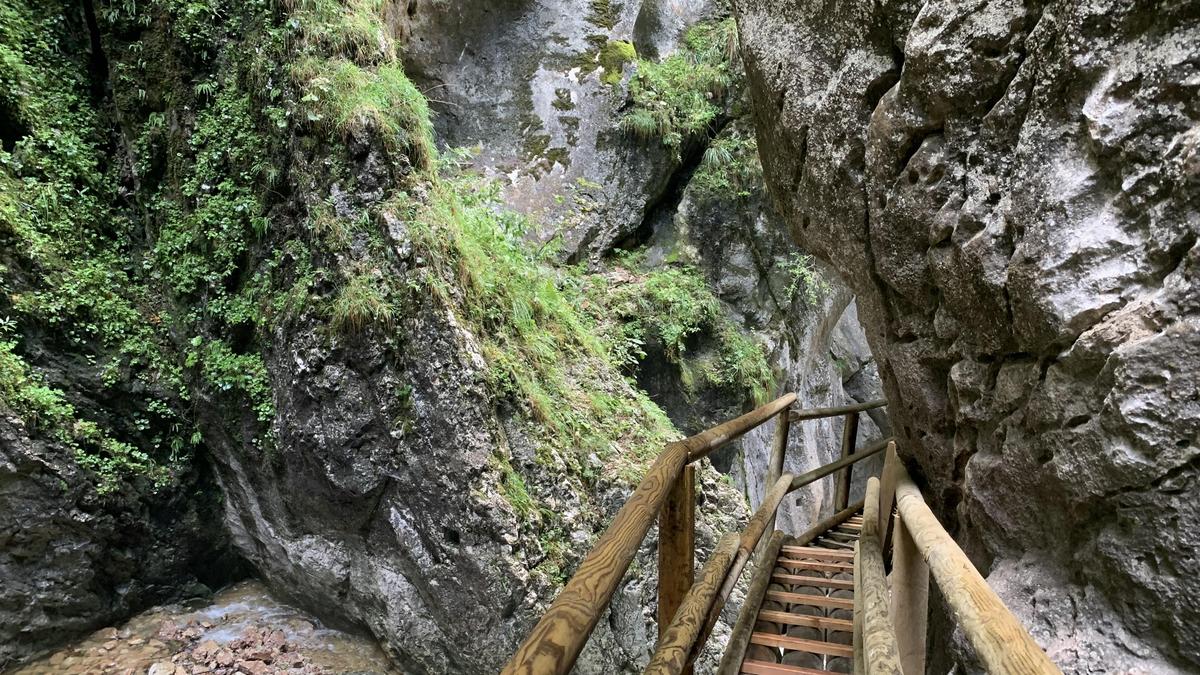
[0,0,1196,674]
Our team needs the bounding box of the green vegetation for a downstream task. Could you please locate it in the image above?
[621,18,739,153]
[294,58,435,169]
[596,254,775,405]
[691,124,762,200]
[407,167,677,481]
[780,253,830,306]
[598,40,636,85]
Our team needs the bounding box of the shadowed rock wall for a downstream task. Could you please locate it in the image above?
[733,0,1199,671]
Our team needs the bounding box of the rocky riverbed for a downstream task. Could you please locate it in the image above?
[6,582,400,675]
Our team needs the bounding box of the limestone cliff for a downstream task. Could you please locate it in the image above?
[734,0,1199,670]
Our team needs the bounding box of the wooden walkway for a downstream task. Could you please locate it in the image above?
[737,515,861,675]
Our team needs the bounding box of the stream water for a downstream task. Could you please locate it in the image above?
[9,581,402,675]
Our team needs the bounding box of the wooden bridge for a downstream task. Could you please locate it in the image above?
[500,394,1062,675]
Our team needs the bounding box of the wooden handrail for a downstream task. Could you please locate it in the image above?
[644,533,741,675]
[501,393,796,675]
[693,473,796,663]
[715,531,787,675]
[893,466,1061,674]
[789,398,887,422]
[858,478,902,674]
[789,435,892,492]
[684,393,797,463]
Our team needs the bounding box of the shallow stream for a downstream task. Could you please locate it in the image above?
[9,581,401,675]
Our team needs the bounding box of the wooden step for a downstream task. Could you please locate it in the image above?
[812,538,855,550]
[764,590,854,610]
[820,530,858,542]
[749,632,855,657]
[771,573,855,590]
[780,546,854,560]
[776,559,853,574]
[756,610,853,632]
[741,659,841,675]
[741,660,841,675]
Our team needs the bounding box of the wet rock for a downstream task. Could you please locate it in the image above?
[734,0,1200,670]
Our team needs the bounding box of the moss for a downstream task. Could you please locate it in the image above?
[330,270,393,333]
[586,0,622,30]
[552,87,575,111]
[599,40,636,85]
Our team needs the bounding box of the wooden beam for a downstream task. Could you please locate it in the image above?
[763,591,854,610]
[833,412,859,511]
[754,611,854,632]
[685,393,798,463]
[789,437,892,492]
[741,661,841,675]
[876,443,900,559]
[853,542,863,675]
[859,478,902,675]
[697,474,795,665]
[644,533,740,675]
[501,393,797,675]
[767,410,792,530]
[716,531,787,675]
[791,501,865,547]
[891,514,928,675]
[789,398,888,422]
[894,467,1060,674]
[658,464,695,656]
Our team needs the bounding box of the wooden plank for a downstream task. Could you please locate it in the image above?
[645,533,741,675]
[820,530,858,542]
[771,574,855,591]
[779,546,854,560]
[852,542,863,675]
[791,501,865,548]
[876,443,900,559]
[891,514,928,675]
[859,478,902,674]
[789,437,892,492]
[718,532,787,675]
[698,474,795,668]
[767,410,792,532]
[741,660,840,675]
[502,394,797,675]
[755,610,854,632]
[776,559,854,574]
[894,467,1060,674]
[814,538,855,550]
[764,591,854,610]
[749,633,854,658]
[658,464,695,653]
[834,412,860,511]
[788,398,887,422]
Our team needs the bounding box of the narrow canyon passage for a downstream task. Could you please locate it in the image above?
[0,0,1195,674]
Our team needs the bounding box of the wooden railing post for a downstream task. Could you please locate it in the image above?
[658,464,695,661]
[891,513,928,675]
[834,411,859,511]
[767,409,791,529]
[877,442,900,559]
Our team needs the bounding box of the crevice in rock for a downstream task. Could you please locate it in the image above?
[81,0,109,101]
[611,117,733,253]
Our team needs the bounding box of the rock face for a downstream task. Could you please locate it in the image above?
[401,0,716,260]
[0,411,239,667]
[734,0,1199,670]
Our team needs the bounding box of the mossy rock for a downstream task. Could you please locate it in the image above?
[599,40,637,85]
